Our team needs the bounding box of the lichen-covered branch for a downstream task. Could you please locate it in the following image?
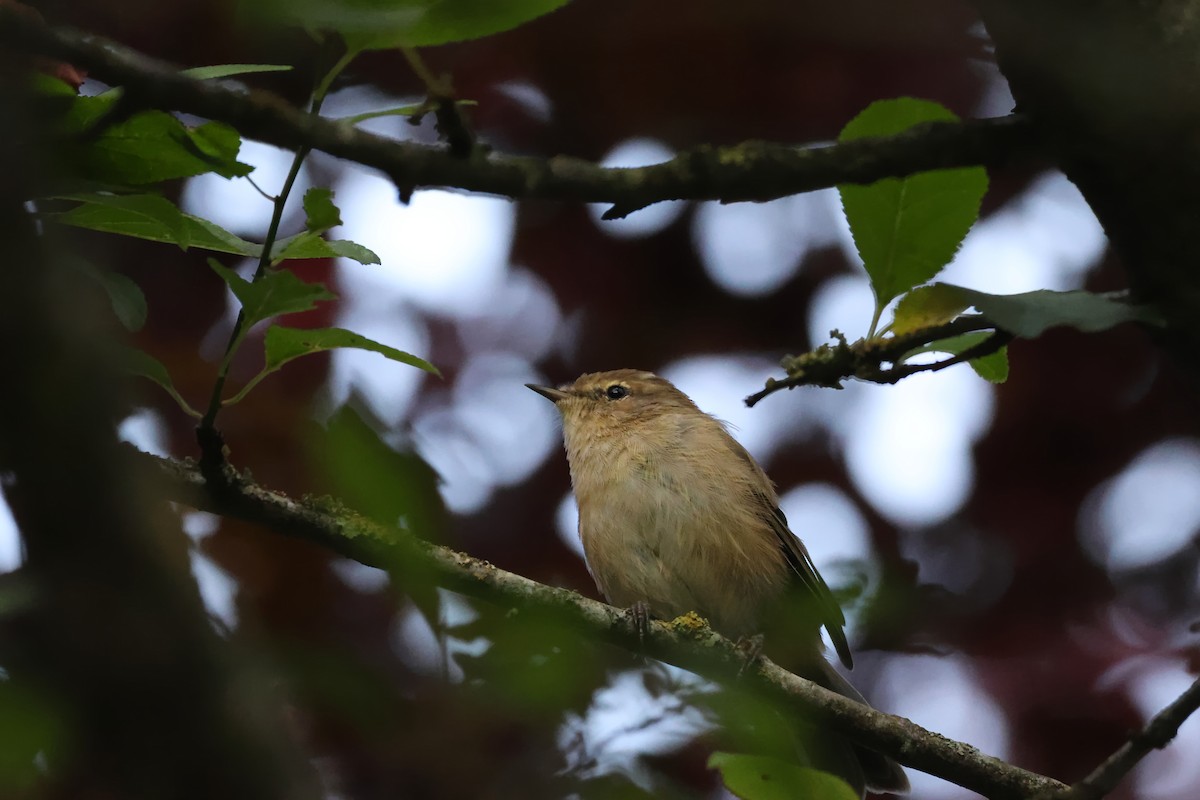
[745,315,1007,406]
[140,450,1065,800]
[0,8,1039,215]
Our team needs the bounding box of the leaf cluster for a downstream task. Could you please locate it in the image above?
[748,98,1158,401]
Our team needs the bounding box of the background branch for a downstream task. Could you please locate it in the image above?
[0,9,1039,213]
[1051,677,1200,800]
[138,449,1066,800]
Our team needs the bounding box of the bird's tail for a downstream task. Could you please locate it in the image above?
[807,658,910,796]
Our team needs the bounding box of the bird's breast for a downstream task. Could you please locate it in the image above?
[566,429,789,637]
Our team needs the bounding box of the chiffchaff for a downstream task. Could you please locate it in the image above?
[528,369,908,796]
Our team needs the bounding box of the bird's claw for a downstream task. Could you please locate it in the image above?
[626,601,653,644]
[735,633,765,677]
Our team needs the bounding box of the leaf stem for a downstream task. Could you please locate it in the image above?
[197,48,355,437]
[867,302,884,339]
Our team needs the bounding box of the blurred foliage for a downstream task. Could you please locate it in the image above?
[710,753,859,800]
[0,679,67,794]
[7,0,1200,798]
[306,404,444,537]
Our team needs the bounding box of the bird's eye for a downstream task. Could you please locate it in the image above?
[605,384,629,400]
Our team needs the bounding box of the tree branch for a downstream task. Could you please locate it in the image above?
[745,315,1006,406]
[0,9,1040,214]
[135,448,1066,800]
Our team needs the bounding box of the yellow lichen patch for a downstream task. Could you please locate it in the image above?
[669,611,711,635]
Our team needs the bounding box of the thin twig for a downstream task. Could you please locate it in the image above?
[745,315,1002,406]
[1047,677,1200,800]
[865,330,1013,384]
[196,48,355,469]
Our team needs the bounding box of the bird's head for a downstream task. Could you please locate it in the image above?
[526,369,700,440]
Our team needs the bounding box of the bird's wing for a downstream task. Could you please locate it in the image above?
[716,429,854,668]
[763,500,853,669]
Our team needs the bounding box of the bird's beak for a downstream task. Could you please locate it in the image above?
[526,383,571,403]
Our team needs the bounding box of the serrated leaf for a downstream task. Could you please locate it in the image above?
[56,91,120,133]
[943,285,1161,338]
[49,193,260,256]
[969,346,1009,383]
[892,283,971,334]
[838,98,988,312]
[904,331,990,360]
[324,239,380,264]
[224,326,437,406]
[63,108,252,185]
[117,346,201,418]
[708,753,859,800]
[907,332,1009,384]
[183,121,254,178]
[180,64,294,80]
[209,261,336,328]
[271,232,380,265]
[52,192,190,250]
[266,326,438,374]
[303,187,342,232]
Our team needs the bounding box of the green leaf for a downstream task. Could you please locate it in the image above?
[49,193,261,257]
[266,326,438,374]
[62,107,253,185]
[183,121,254,178]
[271,232,380,265]
[338,103,427,124]
[307,405,445,532]
[269,189,379,265]
[258,0,572,51]
[209,261,336,328]
[838,98,988,313]
[0,681,67,791]
[117,346,202,418]
[52,193,190,250]
[56,90,120,132]
[391,0,574,47]
[88,267,148,332]
[892,283,971,334]
[180,64,294,80]
[708,753,859,800]
[324,239,381,264]
[943,285,1163,338]
[29,71,79,98]
[303,187,343,232]
[968,346,1009,383]
[225,326,437,406]
[907,332,1009,384]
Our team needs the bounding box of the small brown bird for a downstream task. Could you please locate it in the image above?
[528,369,908,796]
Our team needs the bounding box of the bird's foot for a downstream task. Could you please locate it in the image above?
[734,633,765,677]
[625,601,653,644]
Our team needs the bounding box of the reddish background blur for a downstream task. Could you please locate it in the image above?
[20,1,1200,798]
